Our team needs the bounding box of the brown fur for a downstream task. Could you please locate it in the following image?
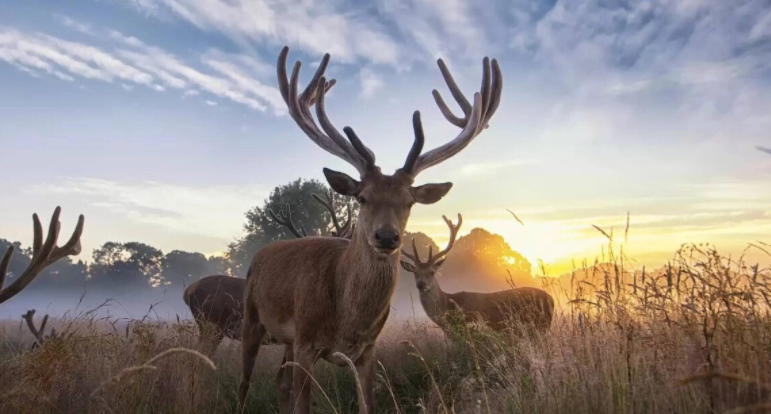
[419,284,554,333]
[240,172,430,414]
[183,275,246,345]
[238,45,503,414]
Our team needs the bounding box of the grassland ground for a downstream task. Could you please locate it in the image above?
[1,243,771,414]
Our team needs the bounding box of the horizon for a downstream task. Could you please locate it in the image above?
[3,0,771,278]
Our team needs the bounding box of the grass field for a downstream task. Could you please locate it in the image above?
[2,241,770,414]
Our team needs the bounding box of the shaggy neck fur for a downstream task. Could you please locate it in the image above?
[418,281,452,329]
[337,225,399,334]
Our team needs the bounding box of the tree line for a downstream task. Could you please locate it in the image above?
[1,178,532,296]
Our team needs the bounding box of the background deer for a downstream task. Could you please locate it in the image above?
[184,194,353,352]
[238,45,503,414]
[400,214,554,334]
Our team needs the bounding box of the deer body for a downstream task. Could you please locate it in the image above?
[239,46,503,414]
[184,275,246,345]
[247,234,395,361]
[402,215,554,335]
[419,284,554,332]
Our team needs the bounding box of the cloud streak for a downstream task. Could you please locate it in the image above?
[0,23,285,113]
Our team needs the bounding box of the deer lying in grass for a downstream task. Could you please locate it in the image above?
[184,196,353,351]
[239,46,503,414]
[400,214,554,334]
[1,207,84,306]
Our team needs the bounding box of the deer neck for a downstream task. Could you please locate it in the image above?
[418,281,452,328]
[337,229,399,328]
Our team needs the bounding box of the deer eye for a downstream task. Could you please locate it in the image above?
[357,196,367,205]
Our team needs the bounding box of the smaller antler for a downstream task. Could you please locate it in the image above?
[22,309,56,348]
[402,214,462,265]
[1,207,84,305]
[268,204,308,239]
[757,145,771,155]
[312,191,354,237]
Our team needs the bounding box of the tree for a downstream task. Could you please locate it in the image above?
[0,238,88,292]
[226,178,358,275]
[443,228,533,287]
[89,242,165,290]
[162,250,210,288]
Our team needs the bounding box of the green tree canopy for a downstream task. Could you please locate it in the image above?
[226,178,358,276]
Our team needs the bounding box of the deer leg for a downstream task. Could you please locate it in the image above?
[238,306,266,413]
[276,346,295,414]
[291,344,316,414]
[355,344,376,414]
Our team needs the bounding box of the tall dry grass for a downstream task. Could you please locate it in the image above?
[1,238,770,414]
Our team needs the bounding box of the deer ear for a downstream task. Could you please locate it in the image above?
[411,182,453,205]
[400,260,416,273]
[323,168,360,196]
[434,258,446,269]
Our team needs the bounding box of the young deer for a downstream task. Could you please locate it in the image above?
[239,46,503,414]
[400,214,554,334]
[184,197,352,351]
[1,207,84,306]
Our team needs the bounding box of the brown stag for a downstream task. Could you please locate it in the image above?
[184,196,353,351]
[400,214,554,334]
[238,45,503,414]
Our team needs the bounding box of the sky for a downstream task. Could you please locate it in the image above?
[2,0,771,277]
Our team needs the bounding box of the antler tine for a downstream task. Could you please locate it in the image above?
[46,213,84,266]
[338,203,353,236]
[1,207,84,305]
[433,213,463,262]
[277,46,375,175]
[267,204,307,239]
[312,192,345,235]
[406,57,503,175]
[0,247,12,290]
[22,309,46,347]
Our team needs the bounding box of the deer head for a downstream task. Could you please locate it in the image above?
[278,47,501,256]
[400,214,462,292]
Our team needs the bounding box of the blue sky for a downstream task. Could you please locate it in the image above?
[2,0,771,274]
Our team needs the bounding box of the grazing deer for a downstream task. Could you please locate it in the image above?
[238,45,503,414]
[1,207,84,306]
[184,197,352,351]
[400,214,554,334]
[184,274,248,351]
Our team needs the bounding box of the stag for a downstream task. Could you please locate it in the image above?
[238,46,503,414]
[184,197,353,351]
[401,214,554,334]
[1,207,84,306]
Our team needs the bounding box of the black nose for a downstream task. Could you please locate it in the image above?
[416,281,426,290]
[375,229,400,249]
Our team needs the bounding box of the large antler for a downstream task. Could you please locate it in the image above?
[401,58,503,176]
[312,191,353,238]
[0,207,84,305]
[277,46,376,175]
[402,214,462,265]
[268,204,308,239]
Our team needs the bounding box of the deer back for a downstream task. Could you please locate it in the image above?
[449,287,554,331]
[184,275,246,339]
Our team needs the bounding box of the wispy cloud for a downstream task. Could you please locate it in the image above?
[459,159,538,177]
[359,67,384,98]
[0,21,285,113]
[128,0,401,65]
[32,178,267,240]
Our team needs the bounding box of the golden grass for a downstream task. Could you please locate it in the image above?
[1,240,770,414]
